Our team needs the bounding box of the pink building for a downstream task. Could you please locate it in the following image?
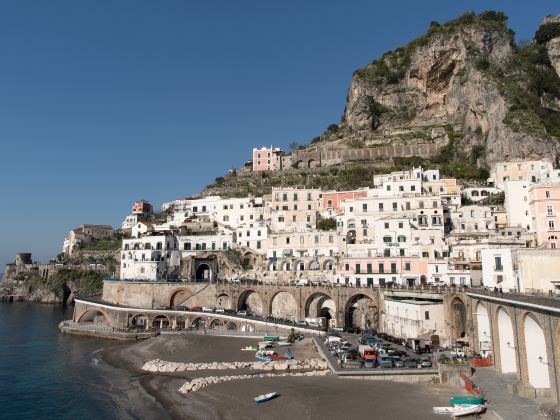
[132,200,153,215]
[338,256,428,286]
[321,190,368,211]
[252,146,287,172]
[529,184,560,248]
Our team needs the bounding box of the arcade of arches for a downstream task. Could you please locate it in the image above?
[345,294,378,330]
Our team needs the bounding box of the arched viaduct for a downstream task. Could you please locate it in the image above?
[467,290,560,403]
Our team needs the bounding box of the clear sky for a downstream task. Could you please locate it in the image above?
[0,1,556,269]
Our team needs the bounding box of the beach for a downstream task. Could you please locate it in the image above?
[98,333,469,420]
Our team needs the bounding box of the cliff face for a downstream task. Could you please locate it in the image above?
[315,12,560,167]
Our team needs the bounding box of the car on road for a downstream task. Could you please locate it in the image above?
[215,308,225,314]
[191,306,203,312]
[295,320,307,326]
[237,310,248,316]
[177,306,189,311]
[202,306,215,312]
[391,350,408,357]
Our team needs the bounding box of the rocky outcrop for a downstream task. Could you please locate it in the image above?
[178,370,330,394]
[292,12,560,170]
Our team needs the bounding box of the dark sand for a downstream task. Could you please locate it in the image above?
[98,334,475,420]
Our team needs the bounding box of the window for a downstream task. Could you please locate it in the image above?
[294,204,298,211]
[278,216,284,222]
[293,193,298,201]
[307,193,312,201]
[404,262,411,271]
[314,235,319,244]
[399,185,404,192]
[399,248,405,256]
[384,249,390,257]
[419,201,424,209]
[397,235,406,243]
[307,204,312,210]
[549,220,556,231]
[379,263,384,273]
[392,202,398,211]
[379,203,384,212]
[494,256,503,271]
[384,222,390,229]
[387,185,391,191]
[362,228,367,236]
[548,205,553,216]
[398,222,404,228]
[383,236,392,243]
[390,263,397,273]
[367,263,372,274]
[329,235,333,243]
[546,190,551,198]
[211,242,216,250]
[283,193,288,201]
[422,251,429,258]
[345,263,350,271]
[327,200,333,208]
[411,185,416,192]
[223,215,229,222]
[432,201,438,208]
[292,215,296,222]
[362,204,367,212]
[300,236,304,244]
[405,202,411,210]
[286,237,290,244]
[425,311,430,320]
[355,264,361,274]
[272,237,277,245]
[256,241,261,249]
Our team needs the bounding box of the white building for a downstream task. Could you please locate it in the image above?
[504,180,532,230]
[121,235,181,281]
[481,248,517,291]
[382,297,446,341]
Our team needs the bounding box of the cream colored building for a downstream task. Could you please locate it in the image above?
[489,159,554,189]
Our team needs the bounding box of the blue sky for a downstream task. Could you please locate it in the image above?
[0,1,556,269]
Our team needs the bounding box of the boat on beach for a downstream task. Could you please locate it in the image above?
[253,392,278,404]
[277,341,291,346]
[433,404,484,417]
[449,395,485,405]
[258,341,274,349]
[241,345,258,351]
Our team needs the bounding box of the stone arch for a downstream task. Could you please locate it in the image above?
[475,302,491,354]
[523,313,550,389]
[294,160,304,169]
[169,287,194,307]
[130,313,149,329]
[195,263,212,281]
[152,314,170,329]
[268,261,278,271]
[497,307,517,374]
[174,316,187,329]
[269,291,298,320]
[323,260,335,271]
[305,292,335,321]
[282,261,292,271]
[77,308,114,327]
[450,296,468,340]
[209,319,223,330]
[308,159,317,168]
[344,294,378,330]
[238,289,264,316]
[226,321,238,330]
[295,260,305,271]
[191,316,206,329]
[216,293,232,309]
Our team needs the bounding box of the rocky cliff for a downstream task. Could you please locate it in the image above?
[308,11,560,167]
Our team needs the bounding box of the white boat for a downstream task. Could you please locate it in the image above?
[277,341,291,346]
[433,404,484,417]
[253,392,277,404]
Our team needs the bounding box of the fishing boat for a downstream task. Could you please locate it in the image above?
[449,395,485,405]
[283,352,295,360]
[253,392,277,404]
[256,350,275,361]
[277,341,291,346]
[263,335,280,342]
[433,404,484,417]
[241,345,258,351]
[258,341,274,349]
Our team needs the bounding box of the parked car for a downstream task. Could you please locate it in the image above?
[363,359,377,368]
[361,329,376,338]
[237,310,248,316]
[392,356,404,368]
[202,306,214,313]
[177,306,189,311]
[404,358,421,369]
[421,357,433,368]
[391,350,408,357]
[191,306,203,312]
[378,355,393,368]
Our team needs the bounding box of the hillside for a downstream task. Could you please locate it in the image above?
[204,12,560,198]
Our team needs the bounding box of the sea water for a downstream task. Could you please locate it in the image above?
[0,303,132,420]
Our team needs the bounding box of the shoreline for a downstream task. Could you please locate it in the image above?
[95,334,472,420]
